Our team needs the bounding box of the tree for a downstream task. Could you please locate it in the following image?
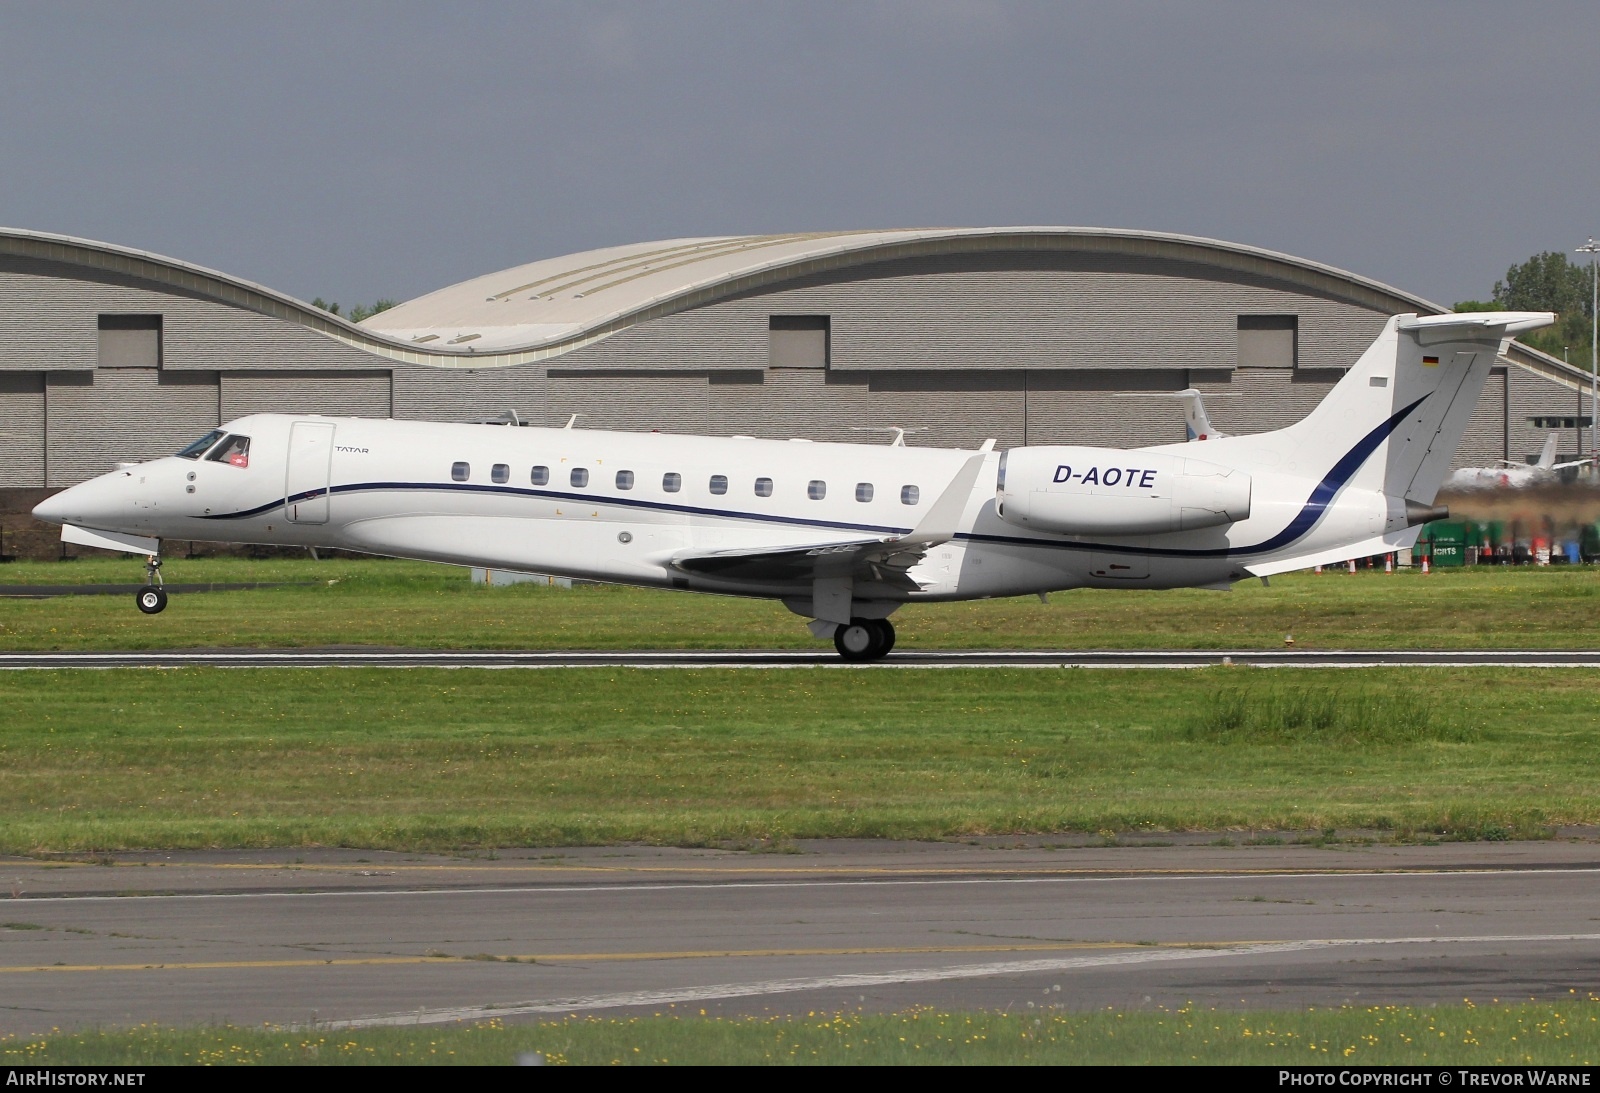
[348,299,399,323]
[1492,251,1592,319]
[309,298,398,323]
[1457,251,1596,366]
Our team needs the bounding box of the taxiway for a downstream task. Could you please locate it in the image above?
[3,840,1598,1034]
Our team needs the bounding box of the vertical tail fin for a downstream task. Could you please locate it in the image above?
[1175,388,1228,441]
[1246,312,1553,504]
[1534,432,1560,470]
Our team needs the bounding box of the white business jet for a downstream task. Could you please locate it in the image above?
[33,311,1551,660]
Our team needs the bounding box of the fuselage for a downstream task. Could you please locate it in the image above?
[32,411,1408,602]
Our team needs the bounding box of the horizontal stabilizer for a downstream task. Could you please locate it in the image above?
[1396,311,1555,340]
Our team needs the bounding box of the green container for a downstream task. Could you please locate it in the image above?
[1582,523,1600,563]
[1424,521,1468,567]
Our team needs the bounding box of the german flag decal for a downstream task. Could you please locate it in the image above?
[1422,355,1440,366]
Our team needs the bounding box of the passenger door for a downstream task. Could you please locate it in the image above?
[284,421,335,524]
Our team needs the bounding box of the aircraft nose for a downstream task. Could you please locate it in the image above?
[31,471,137,528]
[31,489,74,526]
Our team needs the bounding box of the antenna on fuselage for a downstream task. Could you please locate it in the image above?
[563,414,580,430]
[849,426,926,447]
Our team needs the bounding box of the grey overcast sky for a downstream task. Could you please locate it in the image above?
[2,1,1596,309]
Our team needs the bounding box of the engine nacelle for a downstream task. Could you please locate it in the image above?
[997,446,1251,536]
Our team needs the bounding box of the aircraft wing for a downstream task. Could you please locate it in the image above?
[666,448,993,590]
[668,536,930,590]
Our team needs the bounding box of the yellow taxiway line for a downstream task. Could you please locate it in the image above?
[0,939,1213,975]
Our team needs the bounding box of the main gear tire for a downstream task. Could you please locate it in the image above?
[833,618,891,662]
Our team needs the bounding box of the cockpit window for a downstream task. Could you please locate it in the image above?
[206,434,251,468]
[176,430,225,460]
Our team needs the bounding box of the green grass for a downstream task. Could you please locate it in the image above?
[5,1001,1598,1064]
[1181,683,1458,745]
[2,557,1600,651]
[2,667,1597,851]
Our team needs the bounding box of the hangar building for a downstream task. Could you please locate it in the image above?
[1,226,1590,504]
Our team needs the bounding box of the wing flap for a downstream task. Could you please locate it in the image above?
[669,536,927,589]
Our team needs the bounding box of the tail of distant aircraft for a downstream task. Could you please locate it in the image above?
[1524,431,1591,472]
[1173,388,1228,441]
[1534,432,1561,470]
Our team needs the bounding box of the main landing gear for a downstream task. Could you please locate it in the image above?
[136,552,167,614]
[833,617,896,662]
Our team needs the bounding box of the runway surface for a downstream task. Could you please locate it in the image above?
[0,582,304,599]
[3,840,1599,1035]
[5,648,1600,668]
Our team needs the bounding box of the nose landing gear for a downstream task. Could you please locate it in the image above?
[136,553,167,614]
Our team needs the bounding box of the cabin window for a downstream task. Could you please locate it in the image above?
[663,472,682,493]
[451,462,470,482]
[206,434,251,468]
[176,430,225,460]
[616,470,635,490]
[709,474,728,495]
[754,477,773,497]
[901,485,920,505]
[808,480,827,500]
[531,465,549,485]
[491,463,509,484]
[571,467,589,487]
[855,482,873,503]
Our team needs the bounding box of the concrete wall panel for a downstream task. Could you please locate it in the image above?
[0,372,45,486]
[46,369,218,486]
[221,371,392,420]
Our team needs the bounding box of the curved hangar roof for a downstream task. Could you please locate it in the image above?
[363,226,1450,364]
[0,225,1579,388]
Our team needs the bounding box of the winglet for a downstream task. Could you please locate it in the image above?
[896,449,992,546]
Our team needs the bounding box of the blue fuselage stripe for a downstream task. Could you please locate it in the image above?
[205,482,916,537]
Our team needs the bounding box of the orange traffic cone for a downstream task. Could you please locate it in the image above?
[1385,553,1393,573]
[1314,565,1323,574]
[1421,556,1431,575]
[1347,558,1357,574]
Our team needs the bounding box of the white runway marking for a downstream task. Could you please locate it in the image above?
[5,649,1600,669]
[322,932,1600,1028]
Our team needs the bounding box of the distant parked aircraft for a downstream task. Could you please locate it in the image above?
[1172,388,1230,442]
[1445,433,1592,490]
[34,312,1550,660]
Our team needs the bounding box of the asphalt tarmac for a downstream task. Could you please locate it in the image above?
[5,648,1600,668]
[3,840,1599,1035]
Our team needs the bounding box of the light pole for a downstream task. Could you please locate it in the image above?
[1578,239,1600,465]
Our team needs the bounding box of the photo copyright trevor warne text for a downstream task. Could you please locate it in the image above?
[1279,1071,1592,1087]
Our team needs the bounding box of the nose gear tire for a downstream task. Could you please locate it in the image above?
[136,586,168,614]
